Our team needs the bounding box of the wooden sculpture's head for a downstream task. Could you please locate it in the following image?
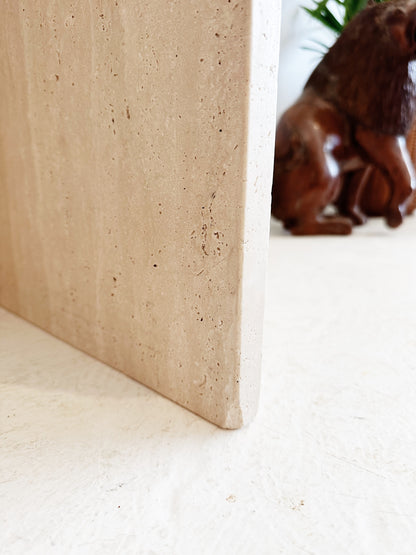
[306,0,416,135]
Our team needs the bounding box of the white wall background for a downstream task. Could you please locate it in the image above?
[277,0,337,119]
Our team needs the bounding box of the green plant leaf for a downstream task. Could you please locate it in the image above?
[303,5,344,34]
[345,0,368,24]
[302,0,390,37]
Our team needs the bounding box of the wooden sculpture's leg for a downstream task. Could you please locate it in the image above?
[337,167,372,225]
[355,128,414,228]
[275,147,353,235]
[279,179,354,235]
[288,215,353,236]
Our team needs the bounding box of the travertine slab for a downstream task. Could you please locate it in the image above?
[0,1,280,428]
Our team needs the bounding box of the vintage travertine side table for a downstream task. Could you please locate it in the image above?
[0,1,280,428]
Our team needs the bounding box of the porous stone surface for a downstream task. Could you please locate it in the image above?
[0,1,280,427]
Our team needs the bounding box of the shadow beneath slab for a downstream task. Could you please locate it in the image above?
[0,308,221,444]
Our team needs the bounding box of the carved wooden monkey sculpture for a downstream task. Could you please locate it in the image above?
[272,0,416,235]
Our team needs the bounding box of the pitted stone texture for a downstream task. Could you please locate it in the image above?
[0,0,280,428]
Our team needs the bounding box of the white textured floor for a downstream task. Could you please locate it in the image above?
[2,217,416,555]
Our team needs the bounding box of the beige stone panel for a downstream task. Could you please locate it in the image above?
[0,1,280,428]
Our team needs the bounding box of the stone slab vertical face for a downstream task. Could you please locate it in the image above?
[0,1,280,428]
